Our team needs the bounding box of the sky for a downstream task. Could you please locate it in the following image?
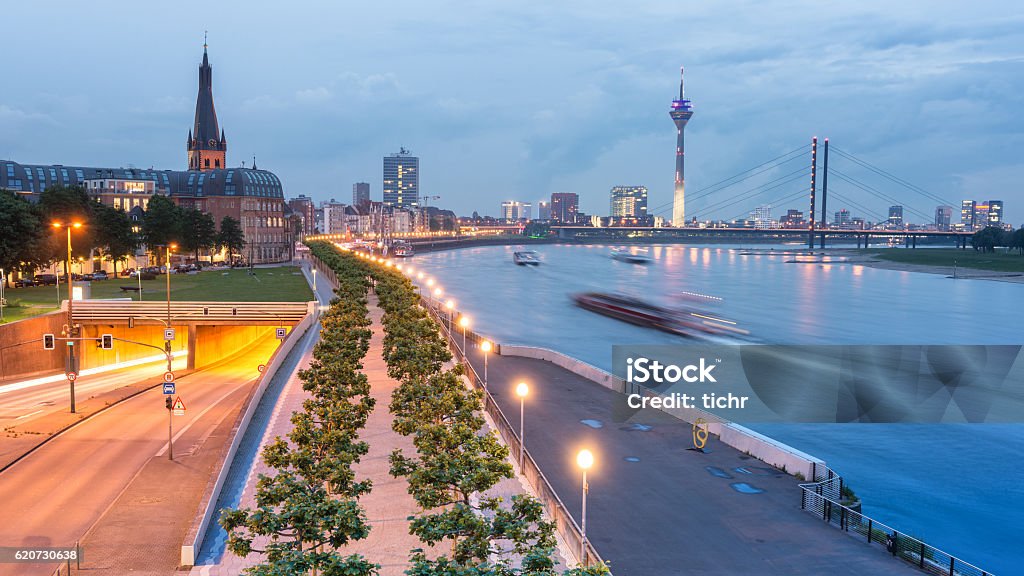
[2,1,1023,224]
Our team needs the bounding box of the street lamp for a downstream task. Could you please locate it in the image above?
[516,382,529,469]
[163,243,177,372]
[445,299,455,333]
[52,221,82,413]
[480,340,492,388]
[458,315,470,354]
[576,449,594,565]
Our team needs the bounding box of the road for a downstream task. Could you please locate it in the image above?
[0,355,187,424]
[463,344,922,575]
[0,337,279,576]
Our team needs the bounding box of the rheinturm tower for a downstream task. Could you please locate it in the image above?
[669,67,693,227]
[187,41,227,171]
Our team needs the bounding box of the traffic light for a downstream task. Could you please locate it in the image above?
[100,334,113,350]
[43,334,55,350]
[165,396,173,410]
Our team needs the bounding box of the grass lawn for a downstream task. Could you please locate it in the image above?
[1,266,313,324]
[863,248,1024,273]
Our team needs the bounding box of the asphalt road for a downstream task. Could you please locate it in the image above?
[465,345,921,576]
[0,338,278,576]
[0,356,187,424]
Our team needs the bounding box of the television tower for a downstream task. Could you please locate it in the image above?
[669,67,694,227]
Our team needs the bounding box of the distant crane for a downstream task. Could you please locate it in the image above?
[420,195,441,208]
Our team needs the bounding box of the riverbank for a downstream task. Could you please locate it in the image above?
[820,248,1024,282]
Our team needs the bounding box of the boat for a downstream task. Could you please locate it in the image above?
[393,243,415,257]
[611,249,652,264]
[513,250,541,265]
[572,292,750,338]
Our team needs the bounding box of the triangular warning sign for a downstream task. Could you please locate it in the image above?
[172,396,186,411]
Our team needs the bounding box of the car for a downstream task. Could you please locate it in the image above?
[91,271,109,280]
[14,277,34,287]
[33,274,58,286]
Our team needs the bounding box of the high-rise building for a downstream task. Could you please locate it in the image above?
[187,41,227,171]
[610,186,648,218]
[383,148,419,208]
[779,209,805,228]
[500,201,531,221]
[834,209,851,228]
[668,67,694,227]
[988,200,1004,226]
[751,205,775,229]
[550,192,579,223]
[887,205,904,229]
[537,201,551,220]
[975,203,991,230]
[353,182,370,209]
[934,205,953,231]
[961,200,976,230]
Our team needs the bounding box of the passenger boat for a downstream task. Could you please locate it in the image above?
[611,249,652,264]
[572,292,749,338]
[393,243,415,257]
[513,250,541,265]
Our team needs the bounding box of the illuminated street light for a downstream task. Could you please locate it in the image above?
[52,221,82,413]
[458,315,470,353]
[577,449,594,565]
[516,382,529,469]
[480,340,492,388]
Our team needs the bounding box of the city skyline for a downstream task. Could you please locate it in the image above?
[1,2,1022,223]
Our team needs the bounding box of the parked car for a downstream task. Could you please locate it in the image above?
[91,271,109,280]
[120,268,135,277]
[33,274,58,286]
[14,277,34,287]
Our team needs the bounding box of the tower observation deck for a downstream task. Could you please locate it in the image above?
[669,67,694,227]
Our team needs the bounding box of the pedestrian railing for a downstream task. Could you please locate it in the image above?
[423,297,607,570]
[799,467,994,576]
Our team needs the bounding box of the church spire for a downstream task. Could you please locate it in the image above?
[188,35,226,171]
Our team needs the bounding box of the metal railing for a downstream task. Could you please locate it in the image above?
[799,467,994,576]
[423,296,607,570]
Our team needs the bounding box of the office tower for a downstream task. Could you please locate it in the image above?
[383,148,419,208]
[888,205,904,228]
[537,201,551,220]
[550,192,579,223]
[834,209,851,228]
[669,67,694,226]
[934,205,953,231]
[988,200,1003,226]
[501,201,531,221]
[961,200,976,230]
[610,186,649,218]
[353,182,370,209]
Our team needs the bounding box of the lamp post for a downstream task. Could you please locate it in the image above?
[458,315,470,354]
[0,267,5,323]
[576,449,594,566]
[433,287,442,314]
[164,243,177,372]
[480,340,492,389]
[312,267,317,291]
[53,222,82,413]
[516,382,529,469]
[445,299,455,332]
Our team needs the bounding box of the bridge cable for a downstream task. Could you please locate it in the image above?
[830,169,934,222]
[687,168,811,220]
[831,147,955,207]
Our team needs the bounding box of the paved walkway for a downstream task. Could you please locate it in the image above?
[460,343,923,576]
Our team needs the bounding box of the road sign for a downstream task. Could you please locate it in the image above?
[172,396,186,416]
[164,328,176,341]
[275,327,287,339]
[66,371,77,382]
[257,364,266,373]
[163,383,176,395]
[163,371,175,383]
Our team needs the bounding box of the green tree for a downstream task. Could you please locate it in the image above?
[92,202,139,277]
[1012,228,1024,256]
[971,226,1003,253]
[217,216,246,264]
[141,194,184,251]
[0,190,45,283]
[37,185,97,269]
[180,208,218,262]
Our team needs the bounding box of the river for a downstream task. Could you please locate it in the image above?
[406,242,1023,574]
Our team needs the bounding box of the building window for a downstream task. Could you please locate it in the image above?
[215,159,220,168]
[204,158,210,168]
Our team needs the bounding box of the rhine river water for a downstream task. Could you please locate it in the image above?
[409,243,1023,574]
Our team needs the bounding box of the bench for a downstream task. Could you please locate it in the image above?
[119,286,141,294]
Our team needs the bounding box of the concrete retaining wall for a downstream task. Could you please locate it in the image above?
[0,312,68,382]
[498,344,825,480]
[180,306,318,567]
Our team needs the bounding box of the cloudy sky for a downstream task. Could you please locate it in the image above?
[2,1,1023,223]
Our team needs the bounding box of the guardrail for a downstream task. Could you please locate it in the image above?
[69,301,310,325]
[799,467,994,576]
[421,296,607,570]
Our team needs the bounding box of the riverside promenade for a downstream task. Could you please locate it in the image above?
[457,341,923,575]
[191,264,568,575]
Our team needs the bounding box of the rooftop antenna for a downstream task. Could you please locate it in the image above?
[204,30,208,50]
[252,155,257,170]
[680,66,685,99]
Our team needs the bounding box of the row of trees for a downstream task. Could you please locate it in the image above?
[970,226,1024,254]
[352,241,607,575]
[0,185,247,282]
[221,250,379,575]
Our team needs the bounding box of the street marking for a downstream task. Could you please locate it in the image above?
[15,410,44,420]
[155,380,253,457]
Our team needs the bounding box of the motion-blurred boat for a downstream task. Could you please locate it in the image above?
[513,250,541,265]
[572,292,749,338]
[611,249,652,264]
